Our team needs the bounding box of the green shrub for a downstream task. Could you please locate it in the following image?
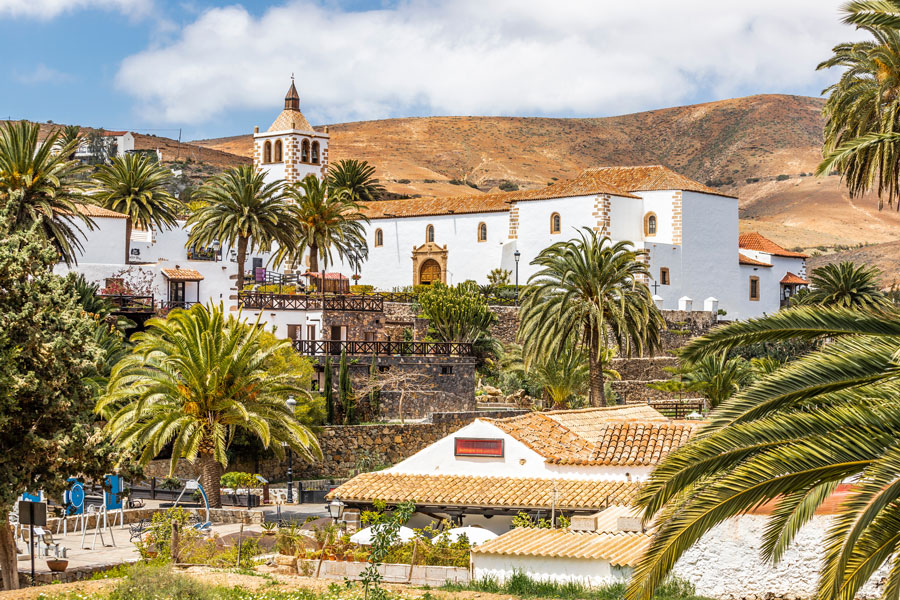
[498,181,519,192]
[256,284,297,294]
[775,174,790,181]
[350,284,375,294]
[220,471,258,492]
[396,178,411,184]
[108,563,215,600]
[449,179,465,185]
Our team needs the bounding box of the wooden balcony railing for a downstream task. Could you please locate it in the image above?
[238,292,383,312]
[99,294,155,312]
[647,400,705,420]
[293,339,474,357]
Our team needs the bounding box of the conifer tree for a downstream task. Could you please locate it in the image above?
[339,348,355,425]
[323,354,335,424]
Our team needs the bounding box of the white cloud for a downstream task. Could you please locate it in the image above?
[116,0,865,125]
[12,63,74,84]
[0,0,153,19]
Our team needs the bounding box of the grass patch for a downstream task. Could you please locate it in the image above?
[441,572,710,600]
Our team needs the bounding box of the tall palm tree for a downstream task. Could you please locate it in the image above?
[327,158,385,203]
[626,304,900,600]
[654,353,754,411]
[519,228,663,406]
[282,174,368,277]
[97,303,321,508]
[817,1,900,209]
[0,120,93,264]
[186,166,292,291]
[795,261,892,309]
[92,153,182,263]
[58,125,81,159]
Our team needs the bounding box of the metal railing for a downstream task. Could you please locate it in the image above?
[647,400,705,420]
[99,294,155,312]
[158,300,199,311]
[293,339,474,356]
[238,292,383,312]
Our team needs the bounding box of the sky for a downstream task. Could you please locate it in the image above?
[0,0,867,141]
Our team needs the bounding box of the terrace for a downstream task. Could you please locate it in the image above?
[238,291,383,312]
[293,339,474,356]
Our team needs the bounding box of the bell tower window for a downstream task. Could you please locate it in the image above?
[274,140,283,163]
[426,225,435,243]
[301,140,310,163]
[311,141,320,164]
[644,212,657,237]
[263,141,272,164]
[550,212,561,234]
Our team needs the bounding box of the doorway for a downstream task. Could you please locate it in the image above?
[419,259,441,285]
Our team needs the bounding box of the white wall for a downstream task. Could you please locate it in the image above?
[513,195,596,283]
[608,195,644,243]
[77,217,127,265]
[672,514,888,599]
[632,190,677,244]
[474,554,623,587]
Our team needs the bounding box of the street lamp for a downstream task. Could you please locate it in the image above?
[328,497,345,524]
[513,250,521,306]
[285,395,297,504]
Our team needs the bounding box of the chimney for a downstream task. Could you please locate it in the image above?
[254,126,259,134]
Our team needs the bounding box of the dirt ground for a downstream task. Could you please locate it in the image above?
[0,566,513,600]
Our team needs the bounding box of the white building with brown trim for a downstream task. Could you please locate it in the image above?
[328,405,699,534]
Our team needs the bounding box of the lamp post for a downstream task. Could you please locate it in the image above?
[328,497,345,525]
[285,395,297,504]
[513,250,521,306]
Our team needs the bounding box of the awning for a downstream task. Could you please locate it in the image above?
[161,268,204,282]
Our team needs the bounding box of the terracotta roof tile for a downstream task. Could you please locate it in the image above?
[584,165,737,198]
[327,473,639,511]
[268,109,315,133]
[485,407,697,466]
[780,272,809,285]
[161,268,204,281]
[739,252,773,267]
[739,232,808,258]
[63,203,127,219]
[361,172,639,220]
[472,528,651,566]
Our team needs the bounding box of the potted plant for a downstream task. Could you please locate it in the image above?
[46,558,68,572]
[261,521,277,536]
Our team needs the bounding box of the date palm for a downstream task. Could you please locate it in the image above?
[519,228,663,406]
[627,304,900,600]
[795,261,891,310]
[817,1,900,209]
[0,120,92,264]
[92,153,182,262]
[97,303,321,508]
[327,158,385,203]
[187,166,292,290]
[280,174,368,277]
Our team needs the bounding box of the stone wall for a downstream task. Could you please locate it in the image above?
[658,310,717,353]
[611,379,681,404]
[489,305,520,344]
[610,357,678,381]
[382,302,428,340]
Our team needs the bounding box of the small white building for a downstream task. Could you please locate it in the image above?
[329,405,699,534]
[74,130,135,160]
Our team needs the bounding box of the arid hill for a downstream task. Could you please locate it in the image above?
[192,94,900,256]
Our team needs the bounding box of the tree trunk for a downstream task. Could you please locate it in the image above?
[124,217,132,265]
[588,350,607,407]
[198,453,224,509]
[308,241,319,274]
[236,236,248,291]
[0,512,19,590]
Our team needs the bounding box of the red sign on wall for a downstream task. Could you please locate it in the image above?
[454,438,504,457]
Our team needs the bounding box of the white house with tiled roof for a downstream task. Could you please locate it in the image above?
[328,405,699,534]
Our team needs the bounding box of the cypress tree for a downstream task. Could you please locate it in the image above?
[339,349,355,425]
[323,354,335,424]
[368,354,380,418]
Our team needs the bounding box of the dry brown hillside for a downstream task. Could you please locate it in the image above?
[192,94,900,255]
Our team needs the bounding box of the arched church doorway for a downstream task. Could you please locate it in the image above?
[419,259,441,285]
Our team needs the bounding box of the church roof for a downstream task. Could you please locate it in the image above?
[268,109,315,133]
[584,165,737,198]
[780,272,809,285]
[739,232,808,258]
[361,172,639,220]
[738,252,772,267]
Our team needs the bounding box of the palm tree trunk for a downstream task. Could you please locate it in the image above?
[0,513,19,590]
[236,236,248,292]
[198,453,224,509]
[308,241,319,274]
[588,350,608,407]
[124,217,132,265]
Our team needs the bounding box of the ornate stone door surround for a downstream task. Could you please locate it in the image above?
[411,242,448,285]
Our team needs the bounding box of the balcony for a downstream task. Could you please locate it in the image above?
[238,292,383,312]
[293,340,474,357]
[99,294,155,312]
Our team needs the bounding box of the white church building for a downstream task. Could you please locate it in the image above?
[56,81,807,324]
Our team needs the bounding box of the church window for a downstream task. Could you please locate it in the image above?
[660,267,670,285]
[477,222,487,242]
[644,213,657,237]
[550,212,561,234]
[426,224,435,243]
[749,276,760,301]
[274,140,283,163]
[263,141,272,163]
[374,228,383,247]
[301,139,310,162]
[311,141,320,164]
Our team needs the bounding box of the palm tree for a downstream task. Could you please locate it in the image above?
[817,1,900,209]
[58,125,81,159]
[0,120,93,264]
[519,228,664,406]
[501,341,610,409]
[186,166,292,291]
[92,153,182,263]
[651,353,754,411]
[626,304,900,600]
[282,174,368,278]
[327,158,385,203]
[794,261,892,309]
[97,303,321,508]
